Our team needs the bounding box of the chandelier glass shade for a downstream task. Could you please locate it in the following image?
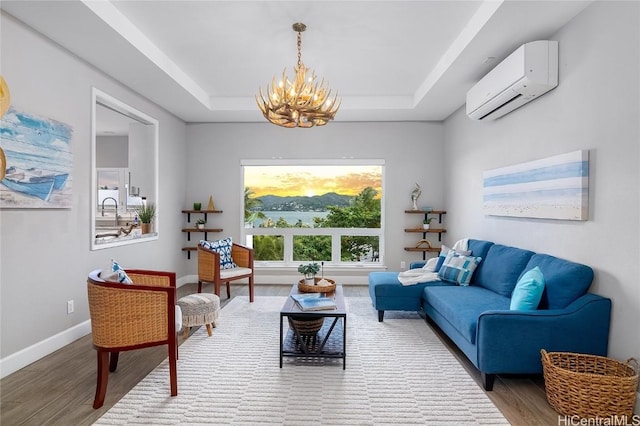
[256,23,340,128]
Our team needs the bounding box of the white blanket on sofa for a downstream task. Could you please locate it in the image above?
[398,238,469,286]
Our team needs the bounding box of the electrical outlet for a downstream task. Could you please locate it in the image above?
[400,261,406,269]
[67,300,74,314]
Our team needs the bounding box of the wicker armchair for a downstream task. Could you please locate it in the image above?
[197,243,254,302]
[87,269,178,409]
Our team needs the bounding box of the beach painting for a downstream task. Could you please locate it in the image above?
[0,107,73,208]
[483,150,589,221]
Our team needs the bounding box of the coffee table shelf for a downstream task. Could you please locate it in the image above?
[279,284,347,369]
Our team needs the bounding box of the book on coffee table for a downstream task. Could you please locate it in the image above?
[290,293,337,311]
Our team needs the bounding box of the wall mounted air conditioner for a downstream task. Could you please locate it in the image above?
[466,40,558,121]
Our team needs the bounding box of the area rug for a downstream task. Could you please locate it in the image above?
[95,296,509,425]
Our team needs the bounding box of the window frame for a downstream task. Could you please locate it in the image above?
[240,159,385,268]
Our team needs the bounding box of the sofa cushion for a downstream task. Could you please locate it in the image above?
[474,244,535,297]
[369,272,451,298]
[437,251,482,286]
[510,266,545,310]
[466,240,494,283]
[423,286,510,344]
[523,254,593,309]
[369,271,453,312]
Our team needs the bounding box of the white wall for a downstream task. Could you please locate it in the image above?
[185,121,445,279]
[0,12,188,374]
[443,1,639,362]
[96,136,128,168]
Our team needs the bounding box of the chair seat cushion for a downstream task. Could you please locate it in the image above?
[220,267,252,279]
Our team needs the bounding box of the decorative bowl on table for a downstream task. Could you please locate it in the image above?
[298,277,336,293]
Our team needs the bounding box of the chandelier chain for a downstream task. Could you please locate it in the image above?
[297,30,302,68]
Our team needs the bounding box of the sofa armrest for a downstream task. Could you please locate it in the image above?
[476,293,611,374]
[410,261,426,269]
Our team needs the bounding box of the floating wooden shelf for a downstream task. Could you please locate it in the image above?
[182,210,223,259]
[181,209,223,214]
[404,247,441,253]
[404,210,447,260]
[404,210,446,214]
[404,228,447,233]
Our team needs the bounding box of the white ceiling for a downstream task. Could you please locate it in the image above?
[2,0,592,124]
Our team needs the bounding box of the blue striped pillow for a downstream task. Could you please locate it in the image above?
[437,251,482,286]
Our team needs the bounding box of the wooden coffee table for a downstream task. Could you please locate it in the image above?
[279,284,347,369]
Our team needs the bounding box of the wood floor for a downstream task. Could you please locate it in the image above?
[0,283,560,425]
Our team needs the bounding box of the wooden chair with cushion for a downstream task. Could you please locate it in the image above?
[87,269,178,409]
[197,242,255,302]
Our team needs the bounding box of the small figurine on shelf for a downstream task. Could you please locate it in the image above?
[411,183,421,210]
[196,218,206,230]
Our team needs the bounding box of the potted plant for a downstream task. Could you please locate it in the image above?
[297,262,320,284]
[196,218,206,230]
[423,217,434,230]
[136,202,156,234]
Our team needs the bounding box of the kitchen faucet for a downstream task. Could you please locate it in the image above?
[101,197,118,225]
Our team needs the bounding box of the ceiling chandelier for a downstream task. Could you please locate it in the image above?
[256,22,341,128]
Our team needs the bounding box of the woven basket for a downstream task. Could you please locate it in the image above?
[289,316,324,335]
[298,278,336,293]
[541,349,639,419]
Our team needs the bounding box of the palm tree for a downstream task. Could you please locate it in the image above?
[244,187,267,224]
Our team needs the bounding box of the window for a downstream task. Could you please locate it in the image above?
[241,159,384,267]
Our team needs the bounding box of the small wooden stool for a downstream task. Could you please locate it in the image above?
[177,293,220,338]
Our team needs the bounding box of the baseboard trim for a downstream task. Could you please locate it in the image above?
[177,275,195,288]
[0,320,91,379]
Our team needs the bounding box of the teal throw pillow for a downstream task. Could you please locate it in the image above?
[437,251,482,286]
[510,266,545,310]
[201,237,237,269]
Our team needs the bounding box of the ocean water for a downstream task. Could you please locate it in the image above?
[251,211,328,227]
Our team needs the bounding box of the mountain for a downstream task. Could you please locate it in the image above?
[254,192,352,211]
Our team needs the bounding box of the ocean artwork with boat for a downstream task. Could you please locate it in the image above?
[0,107,73,208]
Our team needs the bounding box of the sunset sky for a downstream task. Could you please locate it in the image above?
[244,165,382,197]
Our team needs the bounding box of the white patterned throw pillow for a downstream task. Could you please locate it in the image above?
[110,259,133,284]
[200,237,238,269]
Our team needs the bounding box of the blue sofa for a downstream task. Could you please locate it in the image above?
[368,239,612,390]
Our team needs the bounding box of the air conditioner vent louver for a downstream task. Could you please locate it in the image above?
[466,41,558,121]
